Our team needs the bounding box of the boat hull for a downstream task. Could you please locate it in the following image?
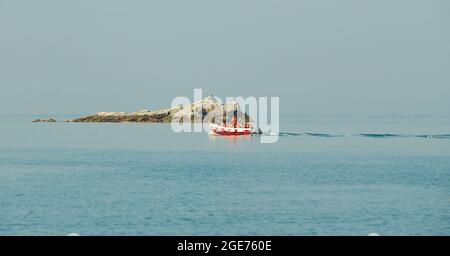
[209,124,252,136]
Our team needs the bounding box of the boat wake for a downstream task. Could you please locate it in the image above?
[272,132,450,139]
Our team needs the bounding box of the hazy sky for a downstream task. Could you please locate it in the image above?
[0,0,449,115]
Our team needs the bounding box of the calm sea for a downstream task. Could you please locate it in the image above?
[1,114,450,235]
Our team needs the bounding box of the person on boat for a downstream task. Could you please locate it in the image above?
[222,104,227,127]
[244,112,250,129]
[232,107,238,128]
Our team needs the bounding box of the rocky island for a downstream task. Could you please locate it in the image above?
[69,96,250,123]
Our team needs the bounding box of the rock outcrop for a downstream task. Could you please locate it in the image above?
[33,118,57,123]
[69,96,251,123]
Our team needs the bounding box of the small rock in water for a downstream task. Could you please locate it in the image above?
[33,118,57,123]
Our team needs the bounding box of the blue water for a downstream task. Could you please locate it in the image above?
[1,115,450,235]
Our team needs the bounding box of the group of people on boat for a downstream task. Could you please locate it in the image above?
[222,107,251,129]
[209,106,261,135]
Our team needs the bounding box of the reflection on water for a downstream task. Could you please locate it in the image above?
[208,133,256,145]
